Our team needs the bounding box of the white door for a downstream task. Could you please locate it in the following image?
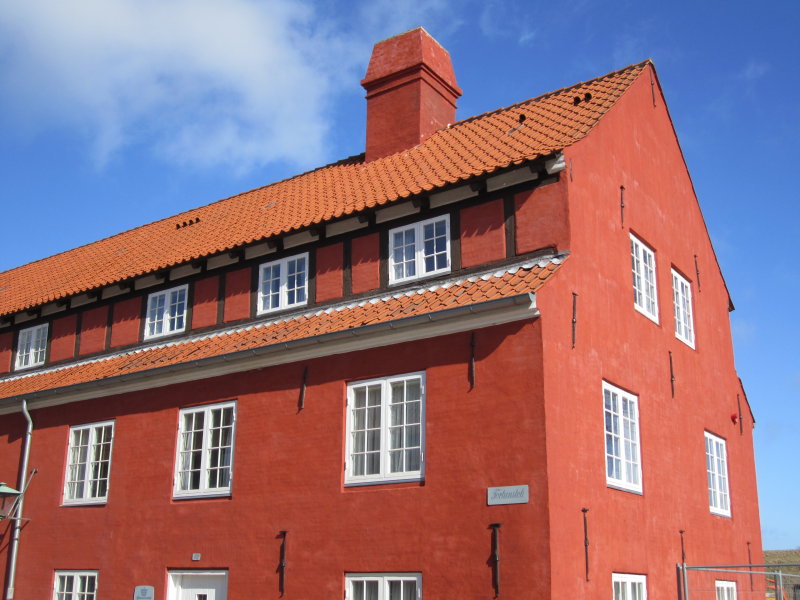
[168,572,228,600]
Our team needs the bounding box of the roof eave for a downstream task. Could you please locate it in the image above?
[0,292,539,414]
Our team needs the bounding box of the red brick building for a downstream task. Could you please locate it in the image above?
[0,28,762,600]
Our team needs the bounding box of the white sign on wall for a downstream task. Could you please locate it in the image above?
[133,586,155,600]
[487,485,529,505]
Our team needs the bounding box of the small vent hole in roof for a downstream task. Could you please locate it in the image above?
[506,113,527,135]
[175,217,201,230]
[262,202,278,210]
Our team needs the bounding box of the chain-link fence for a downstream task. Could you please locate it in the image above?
[679,563,800,600]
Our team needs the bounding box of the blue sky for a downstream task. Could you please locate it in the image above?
[0,0,797,549]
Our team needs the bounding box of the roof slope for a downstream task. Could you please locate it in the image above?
[0,61,647,317]
[0,256,563,404]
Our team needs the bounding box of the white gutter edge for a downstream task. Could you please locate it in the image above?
[0,293,539,415]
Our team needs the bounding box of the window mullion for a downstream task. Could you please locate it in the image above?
[381,380,389,480]
[199,409,210,493]
[414,222,424,276]
[278,259,287,310]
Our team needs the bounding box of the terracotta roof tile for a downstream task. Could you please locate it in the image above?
[0,62,646,317]
[0,257,564,401]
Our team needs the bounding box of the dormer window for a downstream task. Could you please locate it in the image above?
[15,323,48,370]
[257,253,308,315]
[389,215,450,284]
[144,284,188,340]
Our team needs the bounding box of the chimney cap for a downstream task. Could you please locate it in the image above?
[361,27,461,95]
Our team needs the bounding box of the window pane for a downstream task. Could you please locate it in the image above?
[348,374,424,483]
[175,403,235,496]
[604,384,641,491]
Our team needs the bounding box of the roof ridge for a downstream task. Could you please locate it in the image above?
[453,59,650,128]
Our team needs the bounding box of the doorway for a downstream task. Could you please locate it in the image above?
[167,571,228,600]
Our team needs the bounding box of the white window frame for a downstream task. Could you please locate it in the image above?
[603,381,643,493]
[672,269,695,348]
[144,284,188,340]
[167,570,228,600]
[63,421,115,505]
[257,252,309,315]
[705,431,731,516]
[53,571,98,600]
[630,234,659,323]
[345,372,425,485]
[613,573,647,600]
[15,322,48,370]
[173,401,236,499]
[346,573,422,600]
[388,215,451,284]
[715,580,737,600]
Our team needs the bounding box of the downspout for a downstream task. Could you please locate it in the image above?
[5,399,32,600]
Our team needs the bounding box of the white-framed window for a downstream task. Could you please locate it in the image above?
[15,322,48,370]
[345,373,425,485]
[630,234,658,322]
[715,580,737,600]
[705,431,730,516]
[53,571,98,600]
[167,570,228,600]
[144,284,188,339]
[63,421,114,505]
[346,573,421,600]
[672,269,695,347]
[603,382,642,493]
[174,401,236,498]
[613,573,647,600]
[389,215,450,284]
[257,252,308,314]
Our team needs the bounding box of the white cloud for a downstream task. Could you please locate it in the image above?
[0,0,460,173]
[739,59,769,82]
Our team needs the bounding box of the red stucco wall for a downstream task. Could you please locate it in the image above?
[515,179,570,255]
[223,268,251,323]
[78,306,108,356]
[460,198,505,268]
[316,242,343,302]
[536,64,762,599]
[0,331,11,373]
[351,233,380,294]
[192,275,219,330]
[110,297,142,348]
[0,322,552,599]
[50,314,77,363]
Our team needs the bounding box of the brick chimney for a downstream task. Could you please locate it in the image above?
[361,28,462,162]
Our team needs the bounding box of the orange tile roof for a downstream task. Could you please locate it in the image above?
[0,61,647,317]
[0,257,564,401]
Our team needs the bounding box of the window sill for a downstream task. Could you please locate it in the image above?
[143,328,187,342]
[606,481,643,495]
[256,301,308,317]
[172,490,232,500]
[13,362,45,372]
[388,268,451,287]
[61,498,108,507]
[345,475,424,488]
[633,304,659,325]
[710,508,731,518]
